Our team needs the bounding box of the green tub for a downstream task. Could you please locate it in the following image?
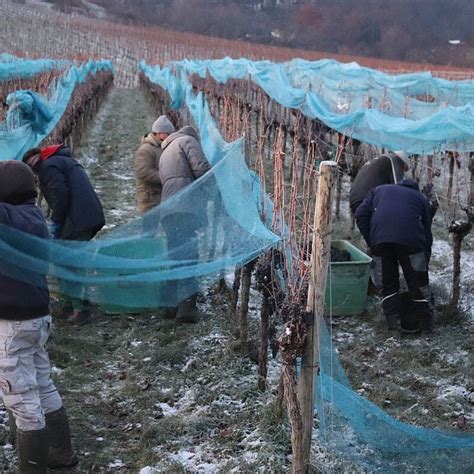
[96,236,167,314]
[324,240,372,316]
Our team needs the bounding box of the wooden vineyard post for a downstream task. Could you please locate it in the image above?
[239,260,256,355]
[296,161,338,473]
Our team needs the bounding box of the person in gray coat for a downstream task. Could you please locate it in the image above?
[159,125,211,322]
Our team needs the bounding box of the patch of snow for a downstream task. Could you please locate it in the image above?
[436,384,471,402]
[108,459,125,468]
[157,402,178,417]
[181,357,198,373]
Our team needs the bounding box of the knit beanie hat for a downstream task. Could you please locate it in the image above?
[152,115,175,134]
[0,160,37,204]
[393,151,410,169]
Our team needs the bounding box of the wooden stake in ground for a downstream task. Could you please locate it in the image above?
[449,219,472,308]
[296,161,338,473]
[239,260,256,355]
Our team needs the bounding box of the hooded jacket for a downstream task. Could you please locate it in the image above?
[36,144,105,239]
[0,161,50,320]
[355,179,433,251]
[349,154,406,213]
[134,133,162,213]
[159,126,211,208]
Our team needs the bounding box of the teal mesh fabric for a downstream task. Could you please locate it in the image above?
[0,53,68,81]
[144,58,474,154]
[317,324,474,472]
[0,140,278,308]
[0,59,113,161]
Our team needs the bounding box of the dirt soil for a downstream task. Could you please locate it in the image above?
[1,88,472,473]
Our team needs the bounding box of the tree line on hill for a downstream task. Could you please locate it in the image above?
[30,0,474,67]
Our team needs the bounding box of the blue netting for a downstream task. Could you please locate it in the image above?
[143,58,474,154]
[317,323,474,472]
[0,137,278,308]
[0,59,114,161]
[0,53,68,81]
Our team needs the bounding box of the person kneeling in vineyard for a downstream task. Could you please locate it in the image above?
[23,144,105,325]
[355,179,433,334]
[0,161,77,472]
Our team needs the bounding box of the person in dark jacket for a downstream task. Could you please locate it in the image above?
[349,150,410,291]
[0,160,77,472]
[355,179,433,334]
[158,125,212,323]
[23,144,105,324]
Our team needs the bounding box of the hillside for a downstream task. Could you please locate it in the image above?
[32,0,474,68]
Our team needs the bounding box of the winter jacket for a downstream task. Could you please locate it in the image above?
[0,201,50,320]
[349,154,406,213]
[35,144,105,240]
[355,179,433,251]
[134,133,163,213]
[159,126,211,214]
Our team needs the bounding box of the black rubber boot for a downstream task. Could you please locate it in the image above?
[45,406,79,469]
[385,314,400,331]
[17,427,48,473]
[176,294,199,323]
[382,292,401,331]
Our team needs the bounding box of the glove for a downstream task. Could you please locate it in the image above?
[50,221,61,239]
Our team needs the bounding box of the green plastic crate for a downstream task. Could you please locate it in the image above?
[324,240,372,316]
[96,236,167,314]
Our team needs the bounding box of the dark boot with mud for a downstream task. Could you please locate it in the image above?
[412,294,433,335]
[400,291,423,335]
[176,294,199,323]
[17,427,49,473]
[45,406,79,469]
[382,292,401,331]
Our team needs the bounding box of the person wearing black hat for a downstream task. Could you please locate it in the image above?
[23,144,105,324]
[0,160,77,472]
